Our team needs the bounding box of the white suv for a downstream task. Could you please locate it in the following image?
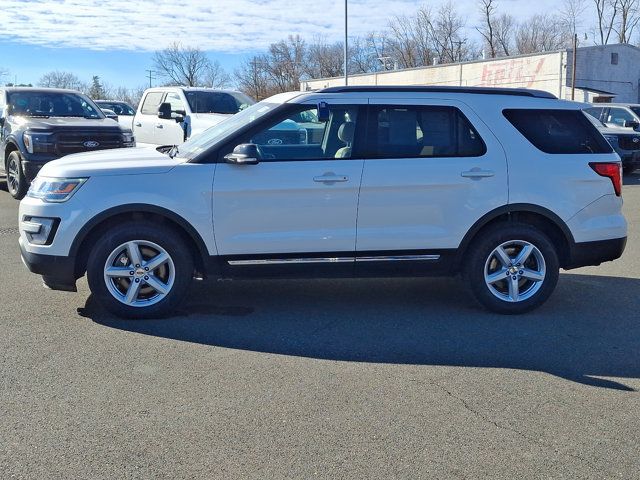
[18,86,627,318]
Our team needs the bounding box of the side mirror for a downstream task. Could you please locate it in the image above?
[224,144,260,165]
[174,109,186,116]
[624,120,639,129]
[157,102,172,120]
[174,114,185,123]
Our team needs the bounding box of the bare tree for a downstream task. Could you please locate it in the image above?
[515,14,570,53]
[38,71,87,91]
[594,0,620,44]
[477,0,498,58]
[202,60,231,89]
[234,56,274,100]
[615,0,640,42]
[561,0,587,37]
[494,13,516,56]
[430,2,473,63]
[153,42,212,87]
[306,36,344,78]
[264,35,307,92]
[387,14,421,68]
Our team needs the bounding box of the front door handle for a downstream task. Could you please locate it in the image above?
[461,168,494,179]
[134,122,142,127]
[155,124,164,129]
[313,173,349,184]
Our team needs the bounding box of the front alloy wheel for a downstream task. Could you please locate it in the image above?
[6,151,27,199]
[87,222,194,319]
[104,240,176,307]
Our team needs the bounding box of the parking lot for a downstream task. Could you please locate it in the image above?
[0,174,638,478]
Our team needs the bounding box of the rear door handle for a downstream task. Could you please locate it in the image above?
[134,122,142,127]
[461,168,494,179]
[155,124,164,129]
[313,173,349,183]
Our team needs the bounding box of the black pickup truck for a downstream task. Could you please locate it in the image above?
[0,87,135,199]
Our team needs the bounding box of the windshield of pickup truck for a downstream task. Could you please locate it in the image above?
[8,91,104,119]
[185,91,255,114]
[176,101,277,159]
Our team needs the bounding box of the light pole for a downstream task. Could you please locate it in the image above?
[344,0,348,86]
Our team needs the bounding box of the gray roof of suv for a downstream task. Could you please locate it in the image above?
[317,85,557,99]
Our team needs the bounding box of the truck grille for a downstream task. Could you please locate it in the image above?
[618,136,640,151]
[55,131,123,155]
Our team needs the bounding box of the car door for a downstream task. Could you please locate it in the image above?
[155,91,187,145]
[212,98,367,275]
[355,98,508,272]
[133,91,164,145]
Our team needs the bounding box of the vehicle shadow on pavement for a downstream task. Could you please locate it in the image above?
[84,273,640,392]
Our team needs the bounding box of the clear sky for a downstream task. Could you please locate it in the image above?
[0,0,565,89]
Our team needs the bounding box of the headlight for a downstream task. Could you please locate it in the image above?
[23,132,54,154]
[122,131,135,144]
[603,135,618,144]
[27,177,87,202]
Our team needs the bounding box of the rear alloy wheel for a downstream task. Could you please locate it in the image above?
[465,224,559,314]
[87,222,194,319]
[6,151,28,200]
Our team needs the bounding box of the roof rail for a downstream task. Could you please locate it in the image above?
[317,85,557,99]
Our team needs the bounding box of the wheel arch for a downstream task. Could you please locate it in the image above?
[71,204,212,279]
[457,204,575,270]
[4,140,19,165]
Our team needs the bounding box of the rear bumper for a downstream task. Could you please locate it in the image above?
[565,237,627,269]
[19,237,77,292]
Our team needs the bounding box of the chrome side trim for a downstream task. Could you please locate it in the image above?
[356,255,441,262]
[228,254,441,266]
[228,257,354,266]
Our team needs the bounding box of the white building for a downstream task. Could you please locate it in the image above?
[301,44,640,103]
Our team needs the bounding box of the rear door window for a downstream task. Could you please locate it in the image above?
[365,105,486,158]
[140,92,164,115]
[503,109,612,154]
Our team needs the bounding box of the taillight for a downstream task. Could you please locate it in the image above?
[589,162,622,196]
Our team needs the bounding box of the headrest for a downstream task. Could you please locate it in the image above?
[338,121,355,143]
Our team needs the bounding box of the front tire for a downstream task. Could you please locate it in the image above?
[6,151,28,200]
[465,223,559,314]
[86,222,194,319]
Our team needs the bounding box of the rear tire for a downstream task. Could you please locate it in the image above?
[464,223,559,314]
[6,151,27,200]
[86,221,194,319]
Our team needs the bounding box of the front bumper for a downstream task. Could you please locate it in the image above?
[19,237,77,292]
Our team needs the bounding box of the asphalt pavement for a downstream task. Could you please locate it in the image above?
[1,175,639,479]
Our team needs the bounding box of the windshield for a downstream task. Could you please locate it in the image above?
[184,91,255,114]
[97,102,135,116]
[8,91,104,119]
[177,101,278,159]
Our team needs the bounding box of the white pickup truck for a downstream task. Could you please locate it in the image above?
[132,87,254,147]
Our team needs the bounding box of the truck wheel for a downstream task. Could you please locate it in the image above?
[6,151,28,200]
[87,221,194,319]
[465,223,559,314]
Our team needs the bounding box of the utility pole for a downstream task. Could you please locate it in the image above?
[145,69,156,89]
[571,34,577,101]
[344,0,348,86]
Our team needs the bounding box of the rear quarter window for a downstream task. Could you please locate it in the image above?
[503,109,612,154]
